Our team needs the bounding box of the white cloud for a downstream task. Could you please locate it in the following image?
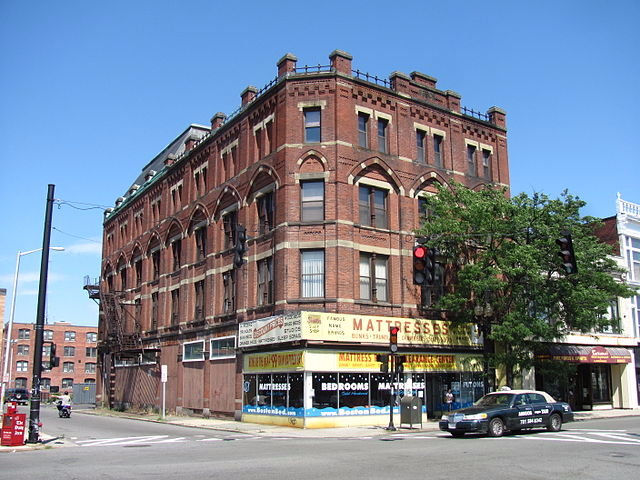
[65,242,102,255]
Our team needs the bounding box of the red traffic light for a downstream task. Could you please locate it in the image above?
[413,245,427,259]
[389,326,399,352]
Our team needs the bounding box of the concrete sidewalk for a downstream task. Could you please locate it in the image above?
[3,406,640,452]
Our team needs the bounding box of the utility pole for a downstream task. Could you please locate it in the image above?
[27,184,55,444]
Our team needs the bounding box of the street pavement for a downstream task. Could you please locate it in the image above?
[2,405,640,452]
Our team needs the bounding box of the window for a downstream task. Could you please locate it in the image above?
[467,145,477,176]
[62,378,73,388]
[183,340,205,362]
[86,347,97,358]
[359,185,388,229]
[18,328,30,339]
[223,211,237,250]
[86,332,97,343]
[301,180,324,222]
[377,118,388,153]
[17,345,29,356]
[301,250,324,298]
[255,126,263,160]
[416,130,426,163]
[63,362,74,373]
[627,237,640,282]
[170,181,183,210]
[151,292,159,330]
[171,288,180,325]
[223,270,236,313]
[257,257,274,305]
[171,237,182,271]
[194,163,208,197]
[85,363,96,374]
[210,336,236,360]
[151,248,161,281]
[43,330,53,341]
[257,191,275,235]
[194,280,205,321]
[64,331,76,342]
[16,361,28,372]
[134,256,143,287]
[358,113,369,147]
[41,378,51,390]
[15,378,28,388]
[119,262,127,290]
[63,346,75,357]
[195,226,207,262]
[265,120,274,154]
[598,299,622,333]
[360,253,388,302]
[482,149,492,179]
[43,344,51,356]
[433,134,443,167]
[304,107,321,143]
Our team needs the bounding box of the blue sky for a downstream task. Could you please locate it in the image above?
[1,0,638,327]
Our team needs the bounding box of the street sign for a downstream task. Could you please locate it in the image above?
[161,365,168,383]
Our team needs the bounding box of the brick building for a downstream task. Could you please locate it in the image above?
[95,50,509,427]
[2,321,98,393]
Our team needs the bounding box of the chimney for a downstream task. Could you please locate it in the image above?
[445,90,461,113]
[487,106,507,129]
[241,86,258,106]
[329,50,352,75]
[277,53,297,77]
[164,153,176,167]
[410,72,438,89]
[184,134,199,152]
[211,112,226,129]
[390,71,411,95]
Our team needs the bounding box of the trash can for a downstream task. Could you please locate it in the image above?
[400,396,422,428]
[2,403,26,446]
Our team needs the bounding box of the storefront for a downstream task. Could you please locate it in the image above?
[239,311,484,428]
[536,345,635,411]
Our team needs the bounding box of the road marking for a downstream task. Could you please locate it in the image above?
[515,431,640,446]
[76,435,188,447]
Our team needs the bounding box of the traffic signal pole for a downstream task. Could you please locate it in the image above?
[27,184,55,444]
[387,353,396,431]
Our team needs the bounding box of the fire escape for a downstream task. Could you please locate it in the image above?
[84,276,144,407]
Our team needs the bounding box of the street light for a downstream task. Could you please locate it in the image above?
[1,247,64,410]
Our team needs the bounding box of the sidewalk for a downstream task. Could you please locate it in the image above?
[3,406,640,452]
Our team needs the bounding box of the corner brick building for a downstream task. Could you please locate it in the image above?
[95,50,509,427]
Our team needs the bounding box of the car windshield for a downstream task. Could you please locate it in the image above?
[474,393,514,406]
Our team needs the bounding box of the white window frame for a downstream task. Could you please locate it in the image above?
[209,336,237,360]
[183,340,205,362]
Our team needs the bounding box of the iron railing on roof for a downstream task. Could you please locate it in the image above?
[294,64,333,74]
[352,69,392,88]
[461,106,490,122]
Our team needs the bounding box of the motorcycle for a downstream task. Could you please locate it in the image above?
[56,401,71,418]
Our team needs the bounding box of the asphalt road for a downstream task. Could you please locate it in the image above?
[3,407,639,480]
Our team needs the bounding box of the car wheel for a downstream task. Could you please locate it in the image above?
[488,417,505,437]
[450,432,465,438]
[547,413,562,432]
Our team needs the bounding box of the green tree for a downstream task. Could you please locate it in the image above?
[417,183,635,388]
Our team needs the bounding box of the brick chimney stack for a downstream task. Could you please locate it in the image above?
[329,50,352,75]
[241,86,258,106]
[277,53,297,77]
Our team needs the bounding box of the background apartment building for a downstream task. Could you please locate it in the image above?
[2,321,98,394]
[94,50,509,427]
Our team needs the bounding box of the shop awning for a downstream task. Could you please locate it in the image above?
[537,345,632,364]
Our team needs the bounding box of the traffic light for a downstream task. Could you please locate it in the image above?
[48,342,59,368]
[389,326,399,353]
[425,247,437,284]
[413,245,428,285]
[234,225,247,268]
[376,354,389,373]
[556,233,577,275]
[395,355,406,374]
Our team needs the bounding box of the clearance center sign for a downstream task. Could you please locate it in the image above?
[239,311,478,348]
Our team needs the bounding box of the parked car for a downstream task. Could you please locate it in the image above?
[4,387,30,405]
[439,389,574,437]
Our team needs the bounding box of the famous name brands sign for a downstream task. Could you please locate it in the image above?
[239,311,478,348]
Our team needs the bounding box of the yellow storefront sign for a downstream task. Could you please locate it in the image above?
[245,351,305,372]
